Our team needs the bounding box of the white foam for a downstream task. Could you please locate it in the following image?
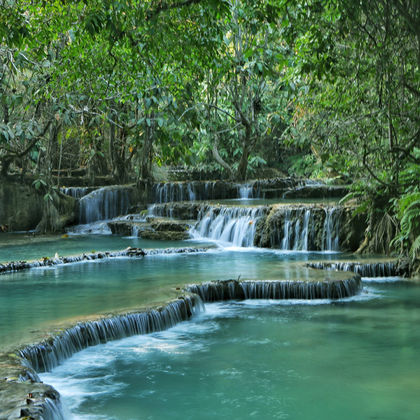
[361,276,403,283]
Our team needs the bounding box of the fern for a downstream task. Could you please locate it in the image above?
[393,192,420,260]
[410,236,420,260]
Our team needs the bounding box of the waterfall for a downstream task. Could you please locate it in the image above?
[153,181,222,203]
[278,208,314,251]
[262,206,341,251]
[187,183,196,201]
[192,206,266,247]
[307,261,399,277]
[19,296,202,373]
[323,207,340,251]
[16,393,64,420]
[238,183,253,199]
[78,186,131,224]
[186,276,361,301]
[153,182,186,203]
[60,187,90,199]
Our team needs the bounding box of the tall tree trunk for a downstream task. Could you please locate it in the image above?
[109,120,116,176]
[141,112,154,181]
[236,142,249,181]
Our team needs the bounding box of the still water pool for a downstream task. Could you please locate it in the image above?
[41,280,420,420]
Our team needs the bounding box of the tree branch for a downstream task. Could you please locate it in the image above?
[146,0,205,20]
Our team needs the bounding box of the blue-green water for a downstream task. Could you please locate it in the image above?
[0,232,194,263]
[41,280,420,420]
[1,229,418,419]
[0,246,345,350]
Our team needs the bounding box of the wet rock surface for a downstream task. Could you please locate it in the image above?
[0,246,210,275]
[108,218,193,240]
[0,295,201,419]
[0,182,43,232]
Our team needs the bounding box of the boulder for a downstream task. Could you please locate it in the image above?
[0,182,43,231]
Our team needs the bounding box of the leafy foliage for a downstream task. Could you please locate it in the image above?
[0,0,419,259]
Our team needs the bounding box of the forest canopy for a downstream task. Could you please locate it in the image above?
[0,0,419,259]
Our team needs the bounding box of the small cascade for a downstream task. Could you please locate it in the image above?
[274,208,315,251]
[78,186,131,224]
[187,183,196,201]
[192,205,267,247]
[60,187,91,199]
[11,390,64,420]
[186,276,361,301]
[19,296,202,373]
[154,182,185,203]
[258,206,342,251]
[238,183,253,199]
[323,207,340,251]
[38,397,65,420]
[153,181,224,203]
[307,261,399,277]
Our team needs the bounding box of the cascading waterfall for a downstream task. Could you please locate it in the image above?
[187,183,196,201]
[266,206,341,251]
[323,207,340,251]
[60,187,91,199]
[78,186,131,224]
[153,181,223,203]
[275,208,315,251]
[19,296,202,373]
[186,276,361,301]
[307,261,399,277]
[192,206,266,247]
[238,183,253,199]
[15,296,203,419]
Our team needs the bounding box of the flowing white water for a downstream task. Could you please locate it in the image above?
[78,187,131,224]
[323,207,340,251]
[61,187,91,199]
[238,183,253,199]
[38,283,403,420]
[192,206,265,247]
[274,207,340,251]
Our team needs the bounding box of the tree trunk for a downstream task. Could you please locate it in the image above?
[109,121,116,176]
[236,143,249,181]
[141,113,154,181]
[212,137,234,180]
[236,122,252,181]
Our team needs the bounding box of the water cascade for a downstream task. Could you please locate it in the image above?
[18,396,65,420]
[238,183,254,199]
[152,179,297,203]
[280,209,312,250]
[322,207,340,251]
[60,187,92,199]
[153,181,225,203]
[192,205,268,247]
[256,206,342,251]
[186,276,361,301]
[78,186,131,224]
[19,296,202,373]
[307,261,399,277]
